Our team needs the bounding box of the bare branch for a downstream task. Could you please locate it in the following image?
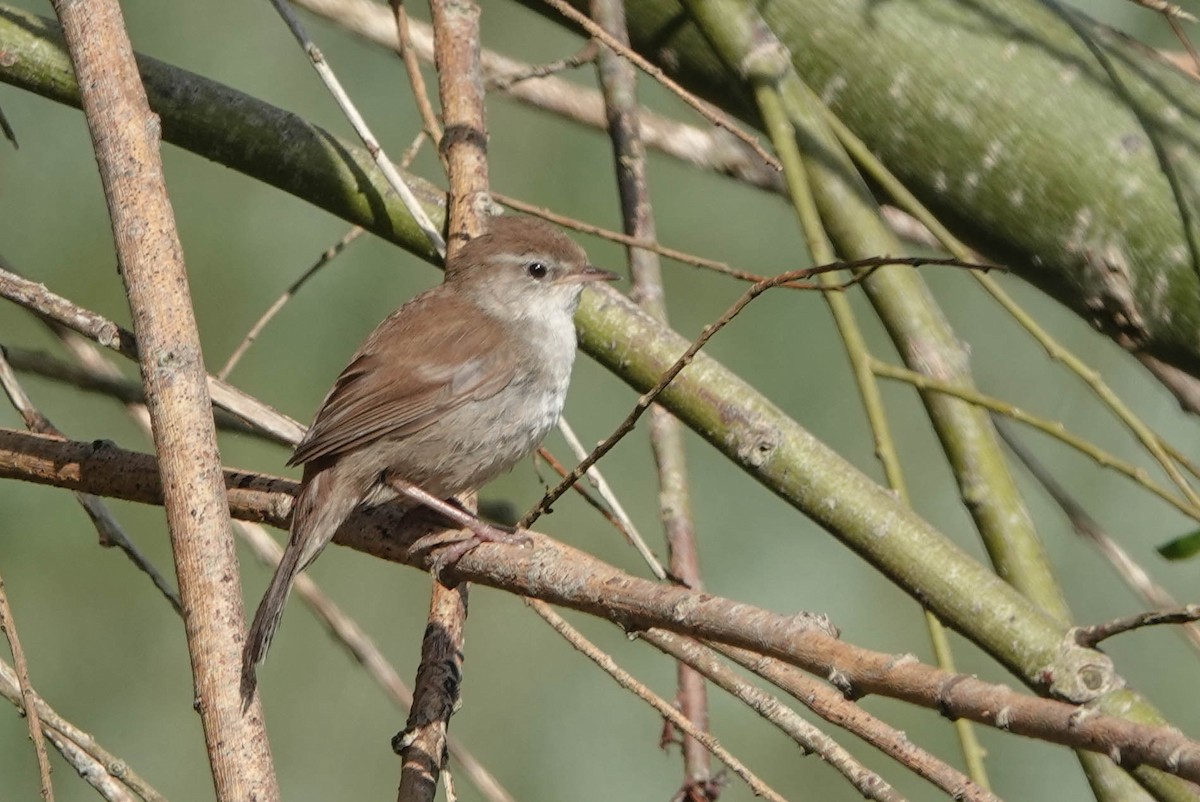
[48,0,278,794]
[5,430,1200,783]
[1074,606,1200,648]
[265,0,445,255]
[529,600,787,802]
[0,574,55,802]
[0,659,168,802]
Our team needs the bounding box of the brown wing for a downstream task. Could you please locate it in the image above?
[288,289,518,467]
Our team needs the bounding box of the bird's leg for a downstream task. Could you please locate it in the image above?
[384,474,531,576]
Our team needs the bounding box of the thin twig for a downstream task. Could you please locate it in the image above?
[488,41,598,90]
[555,416,665,579]
[539,0,781,173]
[522,256,989,524]
[218,226,366,380]
[266,0,445,255]
[704,639,1001,802]
[528,600,789,802]
[536,446,645,544]
[390,1,442,143]
[220,129,429,382]
[496,194,785,284]
[873,359,1200,522]
[0,574,55,802]
[0,348,182,614]
[0,659,168,802]
[996,418,1200,655]
[1074,605,1200,648]
[642,630,905,802]
[590,1,709,793]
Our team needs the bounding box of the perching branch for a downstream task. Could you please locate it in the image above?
[4,428,1200,784]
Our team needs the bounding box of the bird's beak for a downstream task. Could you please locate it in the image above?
[559,264,620,284]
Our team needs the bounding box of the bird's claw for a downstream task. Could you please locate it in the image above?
[429,524,532,580]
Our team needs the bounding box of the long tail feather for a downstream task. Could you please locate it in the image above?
[241,544,303,706]
[240,470,359,707]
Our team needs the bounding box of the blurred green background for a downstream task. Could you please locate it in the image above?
[1,1,1198,800]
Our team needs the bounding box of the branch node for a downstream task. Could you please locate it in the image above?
[1042,641,1119,702]
[740,40,789,83]
[826,667,854,698]
[1068,704,1100,730]
[935,674,971,720]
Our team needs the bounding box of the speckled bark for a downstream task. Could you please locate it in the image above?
[48,0,278,797]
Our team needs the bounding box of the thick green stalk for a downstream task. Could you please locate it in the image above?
[675,1,1178,797]
[537,0,1200,377]
[756,52,993,789]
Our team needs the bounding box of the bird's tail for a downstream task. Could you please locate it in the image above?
[240,472,357,707]
[241,543,303,706]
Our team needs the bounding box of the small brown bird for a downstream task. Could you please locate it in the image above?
[242,216,615,701]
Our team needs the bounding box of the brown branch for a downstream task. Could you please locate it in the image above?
[292,0,784,193]
[6,429,1200,783]
[395,3,489,799]
[1137,353,1200,415]
[528,600,787,802]
[393,581,469,802]
[47,0,278,796]
[390,1,442,145]
[0,574,54,802]
[431,0,489,242]
[0,267,304,447]
[641,630,904,802]
[704,639,998,802]
[1125,0,1196,21]
[590,0,711,794]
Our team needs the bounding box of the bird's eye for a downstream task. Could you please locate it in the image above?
[526,261,549,279]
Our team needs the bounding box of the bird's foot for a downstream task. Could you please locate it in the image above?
[429,522,531,579]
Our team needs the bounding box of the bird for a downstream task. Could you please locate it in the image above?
[241,215,616,702]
